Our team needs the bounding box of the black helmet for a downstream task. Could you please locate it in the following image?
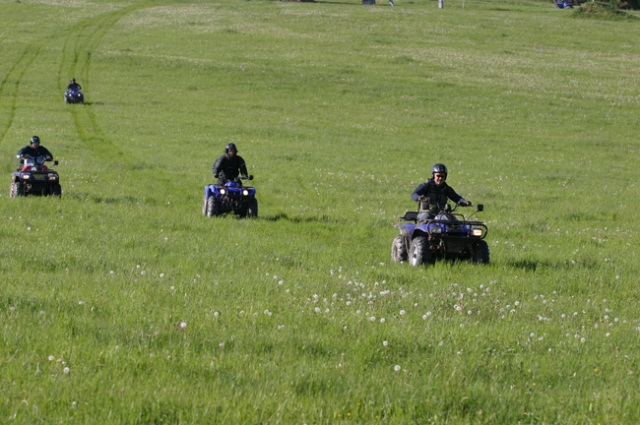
[30,135,40,145]
[431,163,448,177]
[225,143,237,153]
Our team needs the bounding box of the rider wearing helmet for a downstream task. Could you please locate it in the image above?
[411,163,471,222]
[212,143,249,185]
[67,78,82,91]
[16,136,54,162]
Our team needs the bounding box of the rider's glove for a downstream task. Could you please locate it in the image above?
[241,175,249,180]
[459,199,472,207]
[418,195,427,202]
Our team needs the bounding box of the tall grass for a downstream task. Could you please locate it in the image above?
[1,0,639,423]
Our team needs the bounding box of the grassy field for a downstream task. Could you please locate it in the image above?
[1,0,640,423]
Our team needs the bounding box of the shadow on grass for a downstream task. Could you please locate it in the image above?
[65,192,146,205]
[503,258,600,272]
[280,0,374,5]
[261,212,346,224]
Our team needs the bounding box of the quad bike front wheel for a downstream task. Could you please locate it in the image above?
[472,240,490,264]
[246,198,258,218]
[391,236,408,262]
[51,184,62,197]
[409,236,432,267]
[9,182,24,198]
[204,196,220,217]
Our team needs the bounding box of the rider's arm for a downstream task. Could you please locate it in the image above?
[238,158,248,178]
[411,183,427,202]
[446,186,470,206]
[212,156,223,178]
[41,147,53,161]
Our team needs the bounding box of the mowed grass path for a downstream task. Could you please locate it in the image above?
[1,0,640,423]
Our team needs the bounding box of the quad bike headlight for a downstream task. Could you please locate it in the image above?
[22,174,30,180]
[429,226,442,234]
[471,227,484,237]
[48,174,58,181]
[219,188,226,195]
[242,189,249,196]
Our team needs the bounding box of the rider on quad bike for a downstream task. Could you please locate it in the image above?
[392,163,488,266]
[67,78,82,92]
[64,78,84,104]
[11,136,61,198]
[17,136,54,163]
[203,142,257,218]
[212,143,249,185]
[411,163,472,222]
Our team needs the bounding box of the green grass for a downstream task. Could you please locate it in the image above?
[1,0,640,423]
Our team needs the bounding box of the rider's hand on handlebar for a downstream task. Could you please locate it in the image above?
[418,195,427,202]
[459,199,472,207]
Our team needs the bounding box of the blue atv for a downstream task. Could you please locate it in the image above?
[64,87,84,104]
[202,176,258,218]
[10,155,62,198]
[392,202,489,266]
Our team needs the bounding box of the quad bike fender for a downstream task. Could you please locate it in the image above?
[396,223,429,240]
[204,184,217,198]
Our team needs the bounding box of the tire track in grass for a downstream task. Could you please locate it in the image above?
[57,2,159,166]
[0,45,43,147]
[57,1,186,203]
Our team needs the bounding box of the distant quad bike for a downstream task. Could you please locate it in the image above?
[64,87,84,104]
[10,155,62,198]
[392,202,489,266]
[202,176,258,218]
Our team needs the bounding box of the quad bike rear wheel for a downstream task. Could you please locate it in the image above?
[409,236,432,267]
[391,236,408,262]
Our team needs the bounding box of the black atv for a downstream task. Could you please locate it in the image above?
[392,202,489,266]
[10,155,62,197]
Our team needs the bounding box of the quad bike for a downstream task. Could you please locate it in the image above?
[202,176,258,218]
[64,87,84,104]
[392,201,489,266]
[10,155,62,198]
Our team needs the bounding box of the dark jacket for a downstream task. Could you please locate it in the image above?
[411,179,464,216]
[212,154,247,182]
[17,145,53,161]
[67,83,82,91]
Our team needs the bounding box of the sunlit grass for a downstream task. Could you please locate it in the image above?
[1,0,640,423]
